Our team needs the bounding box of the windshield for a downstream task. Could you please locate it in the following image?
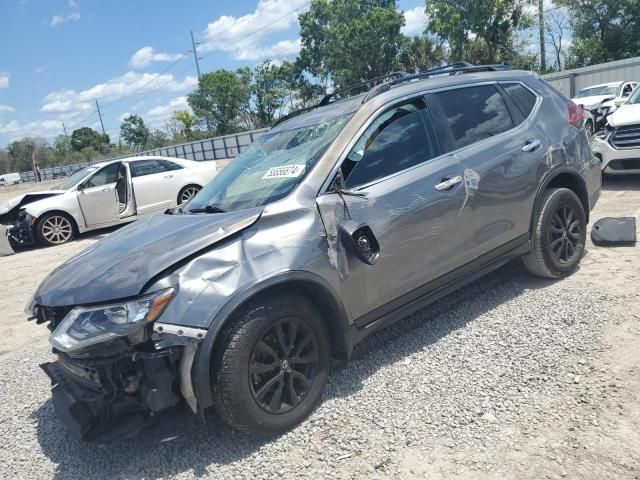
[187,114,351,213]
[575,85,619,98]
[57,166,99,190]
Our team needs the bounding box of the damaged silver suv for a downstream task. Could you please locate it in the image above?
[28,64,601,441]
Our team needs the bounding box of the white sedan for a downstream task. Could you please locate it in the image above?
[0,156,217,251]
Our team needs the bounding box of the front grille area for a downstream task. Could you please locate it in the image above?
[610,124,640,149]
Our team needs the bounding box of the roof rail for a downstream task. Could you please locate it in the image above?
[272,63,510,127]
[318,71,409,106]
[362,63,510,102]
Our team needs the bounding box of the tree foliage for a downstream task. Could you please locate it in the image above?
[187,68,253,135]
[397,36,446,73]
[299,0,406,89]
[556,0,640,67]
[70,127,109,152]
[426,0,532,63]
[120,114,150,150]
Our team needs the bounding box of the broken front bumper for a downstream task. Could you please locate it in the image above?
[0,211,36,255]
[41,338,200,442]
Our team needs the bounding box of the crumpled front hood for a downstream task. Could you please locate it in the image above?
[0,190,65,216]
[607,103,640,127]
[35,207,263,306]
[571,95,612,110]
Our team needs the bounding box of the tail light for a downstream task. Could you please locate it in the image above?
[567,101,584,127]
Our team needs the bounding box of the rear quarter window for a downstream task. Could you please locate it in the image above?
[434,85,514,150]
[502,83,537,118]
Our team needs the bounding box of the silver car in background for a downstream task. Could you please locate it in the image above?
[30,65,601,442]
[0,156,217,252]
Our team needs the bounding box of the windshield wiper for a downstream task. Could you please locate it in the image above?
[189,204,226,214]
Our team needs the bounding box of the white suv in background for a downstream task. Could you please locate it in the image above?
[592,86,640,175]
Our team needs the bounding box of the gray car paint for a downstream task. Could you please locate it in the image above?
[33,70,601,353]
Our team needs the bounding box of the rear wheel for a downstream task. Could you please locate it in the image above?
[522,188,586,279]
[211,293,330,435]
[177,184,201,205]
[35,212,75,246]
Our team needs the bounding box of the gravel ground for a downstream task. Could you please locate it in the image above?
[0,178,639,479]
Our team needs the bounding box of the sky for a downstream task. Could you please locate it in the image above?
[0,0,428,147]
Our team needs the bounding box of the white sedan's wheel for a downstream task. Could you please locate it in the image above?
[36,214,75,246]
[178,185,201,205]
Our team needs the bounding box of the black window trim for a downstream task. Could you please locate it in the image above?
[318,80,541,195]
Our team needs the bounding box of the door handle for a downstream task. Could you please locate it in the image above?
[164,175,174,179]
[522,139,542,152]
[435,175,463,191]
[102,188,111,192]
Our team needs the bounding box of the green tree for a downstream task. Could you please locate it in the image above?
[147,129,169,149]
[556,0,640,67]
[53,135,72,161]
[187,68,253,135]
[252,61,292,127]
[173,110,199,140]
[120,114,150,150]
[7,137,52,172]
[398,36,447,73]
[298,0,406,90]
[70,127,109,152]
[426,0,532,64]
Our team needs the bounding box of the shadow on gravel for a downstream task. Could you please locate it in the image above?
[32,260,558,480]
[602,175,640,192]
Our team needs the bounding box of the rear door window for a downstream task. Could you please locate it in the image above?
[434,85,515,151]
[130,160,169,177]
[341,99,440,188]
[502,83,537,118]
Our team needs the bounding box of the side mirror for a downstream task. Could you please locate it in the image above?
[614,98,625,107]
[339,220,380,265]
[77,183,86,192]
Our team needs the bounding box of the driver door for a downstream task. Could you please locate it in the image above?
[76,162,121,227]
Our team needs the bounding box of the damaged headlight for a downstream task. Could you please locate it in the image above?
[50,288,175,352]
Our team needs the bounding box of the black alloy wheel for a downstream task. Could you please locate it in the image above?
[548,204,582,264]
[249,317,319,414]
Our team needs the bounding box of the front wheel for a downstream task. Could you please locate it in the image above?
[211,293,331,435]
[35,212,75,246]
[522,188,587,279]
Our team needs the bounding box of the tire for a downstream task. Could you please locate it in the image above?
[522,188,587,279]
[585,120,594,137]
[211,293,331,435]
[35,212,76,246]
[177,184,201,206]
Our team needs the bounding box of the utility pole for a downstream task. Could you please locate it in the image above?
[62,122,68,137]
[95,99,107,137]
[539,0,546,73]
[190,30,202,81]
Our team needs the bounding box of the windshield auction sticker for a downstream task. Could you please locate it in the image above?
[262,165,305,179]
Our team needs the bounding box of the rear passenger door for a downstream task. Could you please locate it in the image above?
[429,82,546,257]
[130,159,179,214]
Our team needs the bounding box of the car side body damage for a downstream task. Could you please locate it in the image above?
[28,67,601,441]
